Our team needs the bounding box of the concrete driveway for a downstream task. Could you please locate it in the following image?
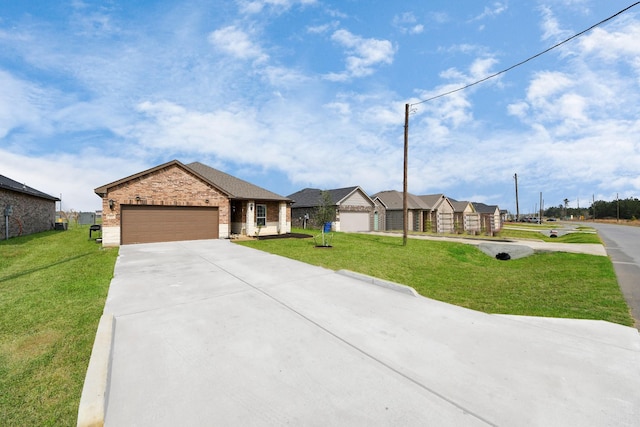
[80,239,640,426]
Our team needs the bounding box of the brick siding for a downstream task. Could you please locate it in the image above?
[0,189,56,239]
[100,164,230,229]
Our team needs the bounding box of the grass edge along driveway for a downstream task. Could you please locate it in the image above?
[236,230,633,327]
[0,225,632,425]
[0,226,118,426]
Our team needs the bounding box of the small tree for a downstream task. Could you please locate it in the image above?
[315,190,334,246]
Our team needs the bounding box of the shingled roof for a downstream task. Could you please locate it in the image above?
[287,186,365,208]
[186,162,289,201]
[94,160,289,201]
[449,199,475,213]
[417,194,449,210]
[472,202,500,214]
[0,174,59,201]
[372,190,430,210]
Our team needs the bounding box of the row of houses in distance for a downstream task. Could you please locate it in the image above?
[288,187,504,235]
[2,161,502,244]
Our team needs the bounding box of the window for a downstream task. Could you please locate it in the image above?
[256,204,266,227]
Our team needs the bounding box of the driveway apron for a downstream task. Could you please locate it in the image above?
[101,240,640,426]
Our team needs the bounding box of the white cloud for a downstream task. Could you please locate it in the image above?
[578,22,640,62]
[393,12,425,34]
[429,11,449,24]
[471,2,508,21]
[208,26,269,63]
[262,65,310,87]
[469,56,498,79]
[0,71,44,139]
[538,5,572,41]
[507,101,529,118]
[307,22,339,34]
[325,29,395,80]
[0,148,148,211]
[495,14,640,204]
[526,71,573,102]
[237,0,316,15]
[2,1,639,213]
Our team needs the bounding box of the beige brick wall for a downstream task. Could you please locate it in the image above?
[100,164,230,230]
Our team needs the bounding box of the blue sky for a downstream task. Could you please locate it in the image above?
[1,1,639,213]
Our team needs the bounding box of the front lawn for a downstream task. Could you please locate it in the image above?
[0,226,118,426]
[498,227,602,243]
[237,230,633,326]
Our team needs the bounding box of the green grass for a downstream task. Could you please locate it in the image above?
[0,225,633,424]
[498,227,602,243]
[0,226,118,426]
[238,230,632,326]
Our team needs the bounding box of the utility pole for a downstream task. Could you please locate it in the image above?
[539,192,543,223]
[617,193,620,223]
[592,194,596,220]
[403,103,409,246]
[514,173,520,221]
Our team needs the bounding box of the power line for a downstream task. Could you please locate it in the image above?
[411,2,640,107]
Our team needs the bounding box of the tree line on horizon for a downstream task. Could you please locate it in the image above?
[543,197,640,220]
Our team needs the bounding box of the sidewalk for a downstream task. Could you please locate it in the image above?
[364,231,608,256]
[79,239,640,426]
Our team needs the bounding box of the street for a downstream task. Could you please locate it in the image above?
[587,222,640,328]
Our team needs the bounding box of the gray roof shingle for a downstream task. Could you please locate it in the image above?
[418,194,446,210]
[287,186,362,208]
[0,174,59,201]
[372,190,430,210]
[472,202,499,214]
[94,160,289,202]
[186,162,289,201]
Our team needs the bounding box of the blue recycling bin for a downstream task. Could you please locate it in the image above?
[323,222,331,232]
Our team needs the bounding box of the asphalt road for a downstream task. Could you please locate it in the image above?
[587,222,640,328]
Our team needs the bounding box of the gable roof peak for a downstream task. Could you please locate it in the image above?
[94,160,289,201]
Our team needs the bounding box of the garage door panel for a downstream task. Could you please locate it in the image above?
[121,206,219,244]
[339,212,370,232]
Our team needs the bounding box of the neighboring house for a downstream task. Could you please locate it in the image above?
[472,202,502,234]
[94,160,291,246]
[372,190,431,232]
[418,194,455,233]
[0,174,59,240]
[449,199,481,234]
[500,209,509,224]
[288,186,374,232]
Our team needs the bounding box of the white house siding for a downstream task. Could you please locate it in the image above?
[434,200,454,233]
[492,210,502,231]
[336,189,373,232]
[278,201,290,234]
[465,213,481,233]
[437,212,454,233]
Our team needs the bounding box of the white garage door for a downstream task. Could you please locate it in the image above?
[339,212,370,232]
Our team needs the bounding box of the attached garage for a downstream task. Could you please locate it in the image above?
[339,211,370,232]
[121,205,219,245]
[288,186,374,232]
[96,160,291,246]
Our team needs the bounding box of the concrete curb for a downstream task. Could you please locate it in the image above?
[336,270,419,297]
[77,313,115,427]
